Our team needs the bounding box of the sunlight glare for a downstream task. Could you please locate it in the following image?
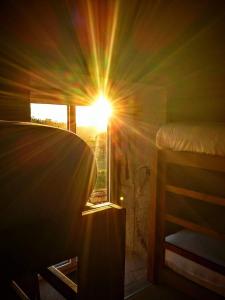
[92,93,112,131]
[76,93,112,132]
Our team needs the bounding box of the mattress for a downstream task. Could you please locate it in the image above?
[156,122,225,156]
[165,230,225,296]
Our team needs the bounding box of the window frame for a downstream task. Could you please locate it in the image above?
[30,101,111,204]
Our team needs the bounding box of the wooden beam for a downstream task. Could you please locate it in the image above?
[166,185,225,207]
[40,267,78,299]
[161,150,225,173]
[78,204,126,300]
[161,268,224,300]
[147,146,159,282]
[67,105,76,133]
[166,214,225,241]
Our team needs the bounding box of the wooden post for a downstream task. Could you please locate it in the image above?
[155,151,167,282]
[67,104,76,133]
[78,204,126,300]
[147,146,159,282]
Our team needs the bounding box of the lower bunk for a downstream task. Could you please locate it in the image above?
[165,230,225,298]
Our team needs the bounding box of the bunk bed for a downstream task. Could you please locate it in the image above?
[155,122,225,299]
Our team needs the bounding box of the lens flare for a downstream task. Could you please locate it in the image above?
[91,93,112,132]
[76,92,112,132]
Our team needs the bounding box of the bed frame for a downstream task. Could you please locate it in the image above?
[154,149,225,300]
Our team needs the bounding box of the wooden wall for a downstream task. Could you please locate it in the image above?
[0,63,30,122]
[165,11,225,123]
[115,84,167,258]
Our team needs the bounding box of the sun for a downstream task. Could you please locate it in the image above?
[76,93,113,132]
[91,93,112,131]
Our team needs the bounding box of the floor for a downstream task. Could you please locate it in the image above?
[125,251,149,296]
[0,251,195,300]
[40,281,195,300]
[128,284,194,300]
[40,252,150,299]
[33,280,195,300]
[2,273,195,300]
[38,252,195,300]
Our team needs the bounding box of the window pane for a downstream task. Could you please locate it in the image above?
[76,106,108,204]
[30,103,67,130]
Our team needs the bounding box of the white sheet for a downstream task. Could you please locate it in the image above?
[156,122,225,156]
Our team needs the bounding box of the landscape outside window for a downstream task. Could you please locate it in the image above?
[76,106,107,204]
[31,103,108,204]
[31,103,67,130]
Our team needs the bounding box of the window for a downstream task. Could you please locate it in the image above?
[30,102,109,204]
[76,106,108,204]
[31,103,67,129]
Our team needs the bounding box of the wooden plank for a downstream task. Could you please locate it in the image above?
[153,153,167,283]
[82,203,117,216]
[109,119,122,205]
[166,185,225,207]
[40,266,78,299]
[166,214,225,241]
[14,273,40,300]
[78,204,126,300]
[11,281,30,300]
[68,104,76,133]
[147,146,158,282]
[161,150,225,173]
[161,268,224,300]
[54,258,77,275]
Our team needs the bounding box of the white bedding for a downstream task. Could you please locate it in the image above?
[156,122,225,156]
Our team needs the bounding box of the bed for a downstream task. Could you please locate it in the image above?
[155,122,225,299]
